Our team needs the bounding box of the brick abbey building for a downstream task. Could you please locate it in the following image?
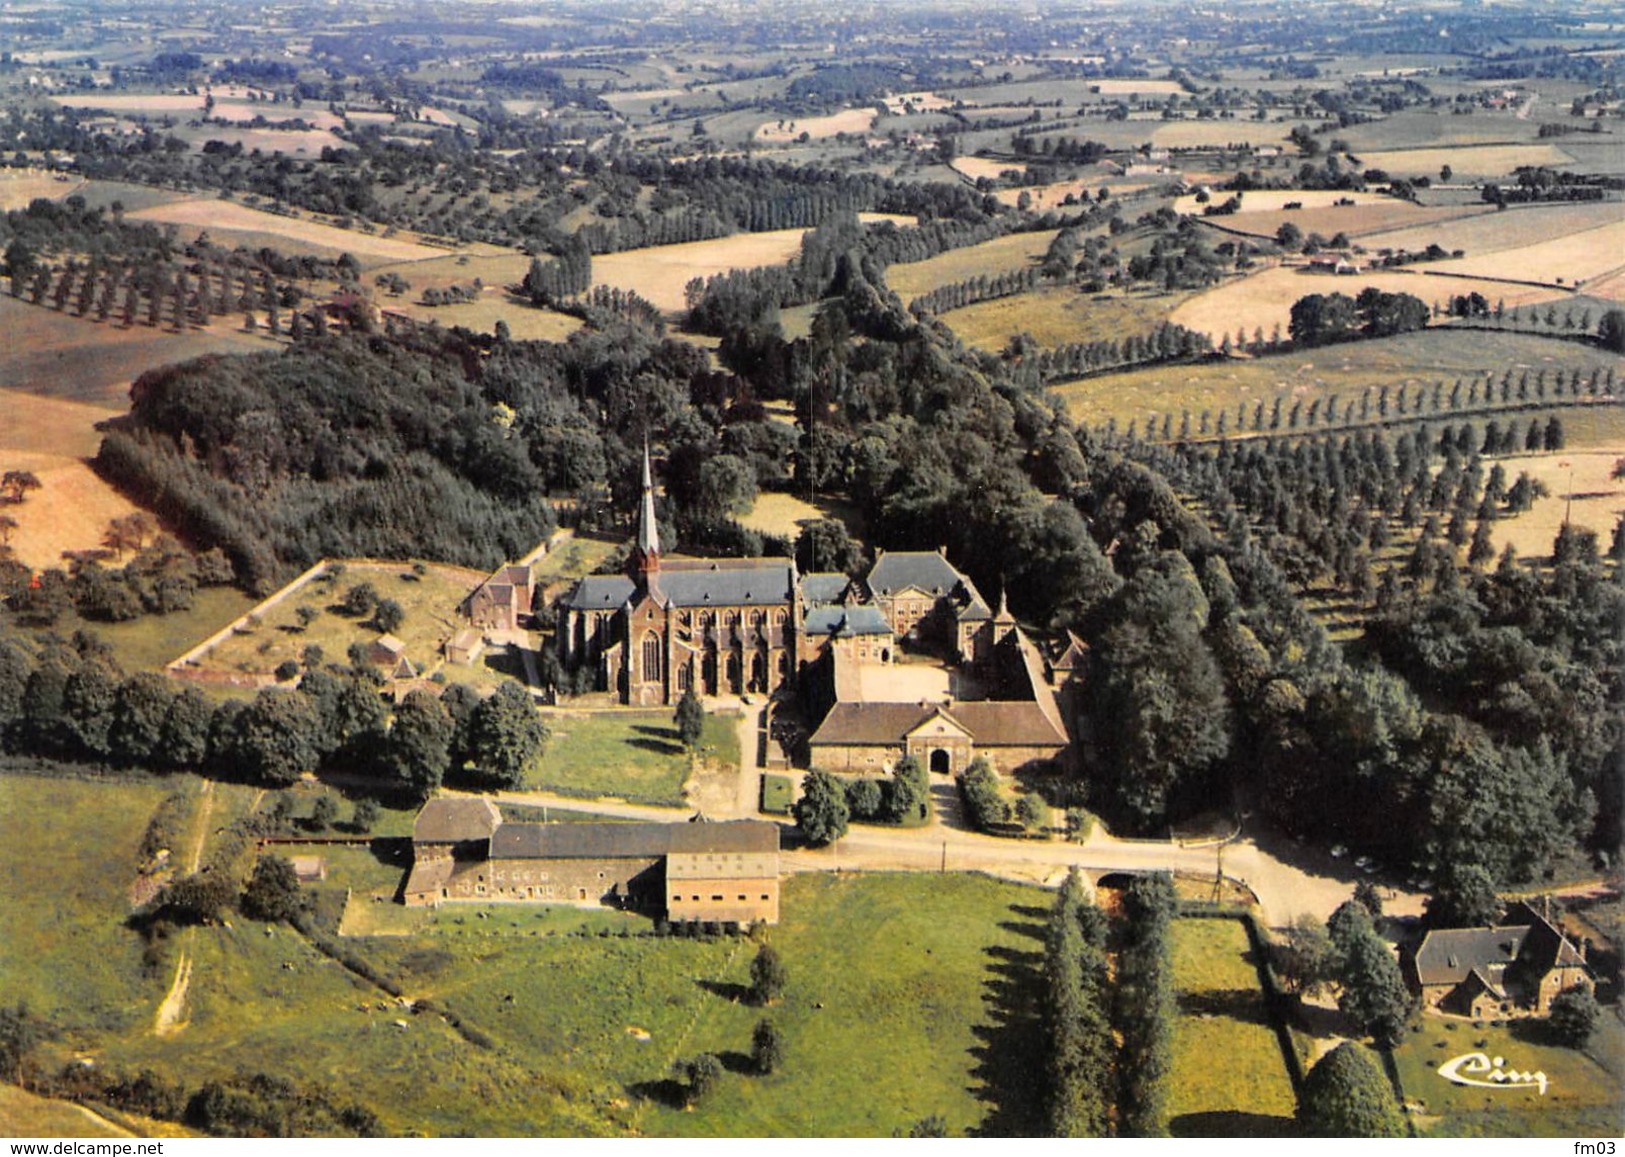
[556,449,1018,707]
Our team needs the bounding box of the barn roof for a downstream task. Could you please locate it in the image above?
[490,819,779,860]
[810,700,1066,749]
[413,797,502,843]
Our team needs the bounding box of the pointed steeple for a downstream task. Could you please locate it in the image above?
[631,441,661,580]
[995,586,1014,622]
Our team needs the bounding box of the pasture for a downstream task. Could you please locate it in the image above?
[1205,203,1489,243]
[1392,1016,1622,1137]
[127,199,445,265]
[1480,450,1625,562]
[882,229,1058,300]
[0,296,264,408]
[1356,143,1576,181]
[1361,201,1622,261]
[0,169,84,210]
[1175,189,1394,215]
[592,230,813,313]
[1149,119,1294,149]
[184,560,485,680]
[1167,918,1299,1137]
[938,285,1191,351]
[735,491,829,538]
[951,156,1027,183]
[0,1085,129,1137]
[1053,329,1624,431]
[1431,219,1625,291]
[0,774,173,1038]
[754,109,876,142]
[1166,266,1565,345]
[531,709,738,805]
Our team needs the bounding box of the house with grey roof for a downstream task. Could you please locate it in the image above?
[1409,905,1594,1017]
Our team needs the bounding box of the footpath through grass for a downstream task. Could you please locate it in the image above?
[1166,918,1299,1137]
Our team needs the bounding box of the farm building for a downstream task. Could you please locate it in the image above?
[366,634,418,680]
[463,563,536,632]
[403,803,780,925]
[444,628,485,666]
[1409,904,1594,1017]
[808,698,1068,776]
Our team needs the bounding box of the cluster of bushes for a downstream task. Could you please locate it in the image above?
[0,628,546,804]
[1043,870,1112,1136]
[957,758,1049,835]
[793,759,931,845]
[419,280,481,306]
[0,539,235,628]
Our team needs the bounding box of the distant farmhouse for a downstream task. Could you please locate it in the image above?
[1409,902,1595,1018]
[404,798,780,925]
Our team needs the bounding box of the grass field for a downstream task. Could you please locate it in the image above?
[189,561,484,679]
[0,774,173,1038]
[1053,329,1624,430]
[1480,449,1625,561]
[0,169,85,210]
[1205,203,1489,243]
[755,109,876,142]
[0,296,266,408]
[0,387,148,571]
[1431,219,1625,290]
[0,1084,130,1137]
[1357,143,1576,181]
[760,774,794,814]
[531,709,738,805]
[127,199,445,266]
[1166,918,1299,1137]
[1392,1016,1623,1137]
[1362,201,1623,262]
[735,491,832,538]
[938,285,1191,351]
[883,230,1058,300]
[1166,266,1565,345]
[57,587,258,674]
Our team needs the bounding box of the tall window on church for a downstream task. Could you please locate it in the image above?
[750,609,764,628]
[677,662,691,692]
[642,633,662,682]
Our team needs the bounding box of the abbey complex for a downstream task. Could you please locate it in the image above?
[554,449,1074,778]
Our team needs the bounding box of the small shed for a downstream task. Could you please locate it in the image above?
[289,855,327,883]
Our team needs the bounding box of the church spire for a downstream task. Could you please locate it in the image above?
[632,441,661,579]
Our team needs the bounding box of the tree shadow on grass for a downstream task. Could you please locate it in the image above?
[696,977,754,1004]
[629,726,684,756]
[1177,988,1270,1026]
[967,908,1049,1137]
[997,919,1048,942]
[627,1077,687,1109]
[717,1050,755,1075]
[1171,1110,1297,1138]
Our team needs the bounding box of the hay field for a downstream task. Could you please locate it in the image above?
[1149,119,1294,148]
[883,229,1058,299]
[0,296,264,407]
[0,169,84,210]
[1362,201,1623,258]
[993,178,1102,211]
[1484,450,1625,561]
[590,218,919,313]
[882,91,953,114]
[387,295,585,341]
[940,285,1190,351]
[0,388,146,570]
[1430,219,1625,290]
[1339,110,1545,151]
[128,199,444,264]
[1214,202,1487,242]
[736,491,827,537]
[951,156,1027,182]
[1357,143,1575,179]
[1175,189,1394,215]
[755,109,877,142]
[1168,266,1565,343]
[181,125,344,156]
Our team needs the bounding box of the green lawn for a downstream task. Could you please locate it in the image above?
[940,285,1191,353]
[1167,918,1299,1137]
[531,710,738,806]
[367,872,1051,1137]
[62,587,257,673]
[760,774,794,814]
[1392,1015,1624,1137]
[0,774,174,1041]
